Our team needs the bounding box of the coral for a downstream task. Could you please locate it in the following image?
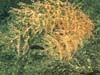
[9,0,93,60]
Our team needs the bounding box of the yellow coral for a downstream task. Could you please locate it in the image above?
[10,0,93,60]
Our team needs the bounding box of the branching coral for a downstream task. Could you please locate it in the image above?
[9,0,93,60]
